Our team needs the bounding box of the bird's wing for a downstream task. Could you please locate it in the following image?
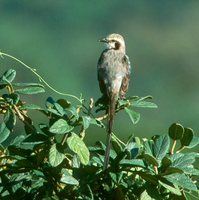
[97,52,108,97]
[120,55,131,98]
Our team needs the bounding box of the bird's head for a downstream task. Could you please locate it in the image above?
[99,33,125,51]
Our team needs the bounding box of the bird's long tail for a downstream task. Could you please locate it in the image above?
[103,94,117,170]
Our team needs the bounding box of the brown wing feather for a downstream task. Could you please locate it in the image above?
[120,55,131,98]
[97,52,108,98]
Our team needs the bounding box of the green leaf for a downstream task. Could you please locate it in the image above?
[67,133,89,165]
[49,119,73,134]
[89,118,105,128]
[13,82,44,87]
[143,140,154,156]
[15,86,45,94]
[20,103,43,110]
[112,139,122,155]
[165,167,183,175]
[165,173,197,191]
[81,116,91,129]
[159,180,181,196]
[142,153,159,166]
[161,156,172,169]
[57,99,71,108]
[170,153,198,170]
[10,135,25,146]
[138,172,158,185]
[140,190,153,200]
[23,133,48,144]
[180,128,194,147]
[0,122,10,143]
[65,106,79,120]
[187,135,199,148]
[3,93,20,105]
[2,69,16,83]
[120,159,146,168]
[124,107,140,124]
[154,134,170,162]
[133,100,158,108]
[61,169,79,185]
[0,109,16,143]
[169,123,184,140]
[54,102,65,116]
[49,144,65,167]
[182,166,199,175]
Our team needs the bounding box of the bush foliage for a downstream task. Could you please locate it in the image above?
[0,68,199,200]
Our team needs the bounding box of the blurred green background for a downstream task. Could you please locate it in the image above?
[1,0,199,144]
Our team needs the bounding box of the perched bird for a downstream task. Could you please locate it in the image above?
[97,33,131,170]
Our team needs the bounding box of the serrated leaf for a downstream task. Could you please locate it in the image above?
[67,133,89,165]
[49,119,73,134]
[180,128,194,147]
[15,86,45,94]
[154,134,170,162]
[169,123,184,140]
[124,107,140,124]
[170,153,198,171]
[170,153,193,166]
[182,166,199,175]
[165,173,197,191]
[159,180,181,196]
[49,144,65,167]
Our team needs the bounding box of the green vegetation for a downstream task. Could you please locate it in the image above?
[0,58,199,199]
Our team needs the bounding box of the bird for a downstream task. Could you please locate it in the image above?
[97,33,131,170]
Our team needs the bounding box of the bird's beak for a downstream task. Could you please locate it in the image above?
[99,38,108,43]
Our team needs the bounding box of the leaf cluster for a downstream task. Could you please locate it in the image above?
[0,69,198,200]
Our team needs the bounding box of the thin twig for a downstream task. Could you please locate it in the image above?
[170,140,177,155]
[0,52,82,103]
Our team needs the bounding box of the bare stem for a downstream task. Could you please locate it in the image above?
[0,51,82,103]
[95,114,108,121]
[61,133,68,146]
[170,140,177,155]
[154,166,158,174]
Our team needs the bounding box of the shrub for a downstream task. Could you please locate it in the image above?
[0,63,199,199]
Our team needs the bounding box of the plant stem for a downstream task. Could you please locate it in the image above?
[61,133,68,146]
[0,52,82,103]
[170,140,177,154]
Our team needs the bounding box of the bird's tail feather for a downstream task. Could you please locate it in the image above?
[103,94,117,170]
